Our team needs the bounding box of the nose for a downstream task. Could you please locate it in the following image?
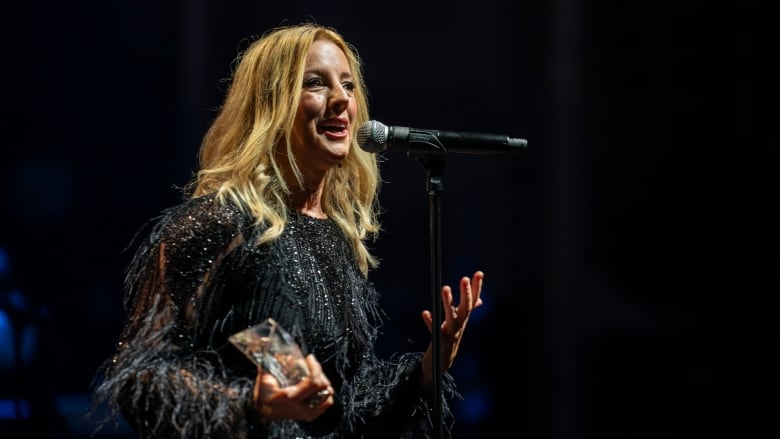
[329,84,350,112]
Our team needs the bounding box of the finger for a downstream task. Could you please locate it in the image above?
[304,388,331,409]
[260,370,283,389]
[421,310,433,333]
[255,368,284,413]
[471,271,485,307]
[305,355,323,380]
[440,285,456,323]
[299,363,336,413]
[305,355,333,393]
[458,275,473,315]
[258,368,287,402]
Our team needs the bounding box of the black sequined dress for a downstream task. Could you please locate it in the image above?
[94,193,456,438]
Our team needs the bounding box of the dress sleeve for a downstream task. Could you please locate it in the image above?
[344,351,460,438]
[332,281,461,438]
[92,197,263,439]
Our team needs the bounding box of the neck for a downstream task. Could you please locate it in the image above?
[289,184,327,219]
[275,149,329,219]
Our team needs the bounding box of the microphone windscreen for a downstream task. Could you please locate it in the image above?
[356,120,387,153]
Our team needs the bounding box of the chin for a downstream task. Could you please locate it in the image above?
[328,145,350,161]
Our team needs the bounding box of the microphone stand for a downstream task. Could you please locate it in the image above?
[412,153,446,439]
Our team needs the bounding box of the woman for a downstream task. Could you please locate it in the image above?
[91,23,484,438]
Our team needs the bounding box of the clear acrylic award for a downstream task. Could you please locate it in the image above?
[228,318,309,387]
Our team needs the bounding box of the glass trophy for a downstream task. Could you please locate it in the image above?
[228,318,309,387]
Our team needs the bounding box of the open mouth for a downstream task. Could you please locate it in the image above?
[320,122,347,134]
[320,119,349,139]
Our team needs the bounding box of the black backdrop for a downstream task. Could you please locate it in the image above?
[1,1,777,438]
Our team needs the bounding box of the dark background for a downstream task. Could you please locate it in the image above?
[1,1,777,438]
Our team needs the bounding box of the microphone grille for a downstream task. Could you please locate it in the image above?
[357,120,388,153]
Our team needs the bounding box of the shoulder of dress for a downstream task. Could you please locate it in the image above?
[153,193,249,243]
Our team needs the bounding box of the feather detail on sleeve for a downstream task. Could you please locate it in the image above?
[91,194,261,438]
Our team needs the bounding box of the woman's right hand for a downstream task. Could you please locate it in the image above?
[253,354,335,422]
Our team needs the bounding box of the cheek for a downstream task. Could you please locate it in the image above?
[298,93,325,119]
[347,100,358,120]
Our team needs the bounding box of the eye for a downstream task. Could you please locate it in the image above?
[303,77,324,89]
[342,81,355,94]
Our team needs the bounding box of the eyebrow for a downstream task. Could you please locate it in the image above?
[303,68,353,79]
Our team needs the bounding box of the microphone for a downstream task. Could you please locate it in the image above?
[357,120,527,156]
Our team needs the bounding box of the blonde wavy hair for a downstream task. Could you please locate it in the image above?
[187,23,381,275]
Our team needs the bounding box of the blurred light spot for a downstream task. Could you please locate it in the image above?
[54,393,136,436]
[0,247,9,278]
[455,386,491,423]
[0,398,30,419]
[0,291,41,369]
[6,289,27,311]
[0,310,13,369]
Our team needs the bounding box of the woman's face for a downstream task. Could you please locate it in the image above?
[290,38,357,176]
